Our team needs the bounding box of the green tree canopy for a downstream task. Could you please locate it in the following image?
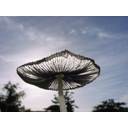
[44,91,78,112]
[92,99,128,112]
[0,81,30,112]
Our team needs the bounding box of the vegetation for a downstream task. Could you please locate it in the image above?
[92,99,128,112]
[44,91,78,112]
[0,81,31,112]
[2,82,128,112]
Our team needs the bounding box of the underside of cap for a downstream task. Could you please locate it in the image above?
[17,50,100,91]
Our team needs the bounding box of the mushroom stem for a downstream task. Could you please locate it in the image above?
[56,74,67,112]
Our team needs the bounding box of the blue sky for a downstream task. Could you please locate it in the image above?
[0,16,128,112]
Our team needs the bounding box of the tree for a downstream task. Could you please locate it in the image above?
[44,91,78,112]
[92,99,128,112]
[0,81,29,112]
[44,105,60,112]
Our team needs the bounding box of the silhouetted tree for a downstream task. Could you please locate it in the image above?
[0,81,30,112]
[44,91,78,112]
[92,99,128,112]
[44,105,60,112]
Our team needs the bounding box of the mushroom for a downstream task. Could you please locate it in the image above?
[17,50,100,112]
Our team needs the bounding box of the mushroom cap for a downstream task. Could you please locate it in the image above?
[17,50,100,90]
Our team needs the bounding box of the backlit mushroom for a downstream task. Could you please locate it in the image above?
[17,50,100,112]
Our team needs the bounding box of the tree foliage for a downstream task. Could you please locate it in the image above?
[0,81,30,112]
[92,99,128,112]
[44,105,60,112]
[44,91,78,112]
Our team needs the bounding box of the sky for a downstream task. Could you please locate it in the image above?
[0,16,128,112]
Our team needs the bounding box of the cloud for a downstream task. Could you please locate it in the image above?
[81,27,114,39]
[68,29,77,35]
[82,30,87,34]
[0,54,19,62]
[98,32,112,39]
